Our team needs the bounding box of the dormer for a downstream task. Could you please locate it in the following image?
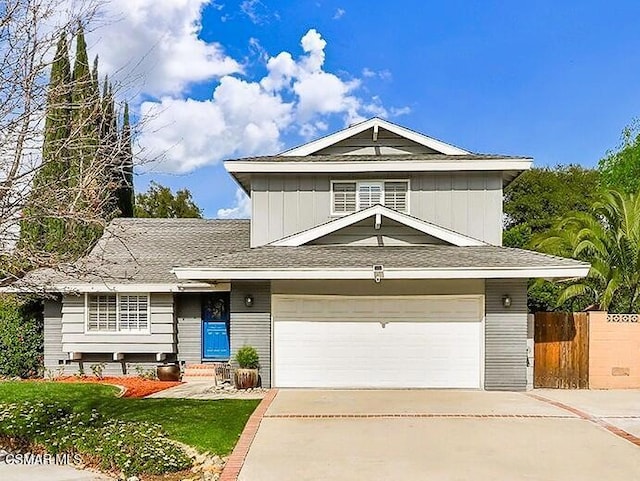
[225,118,532,248]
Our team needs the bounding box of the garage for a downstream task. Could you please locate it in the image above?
[272,294,484,388]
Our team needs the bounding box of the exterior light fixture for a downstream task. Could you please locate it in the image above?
[373,264,384,283]
[502,295,512,308]
[244,295,254,308]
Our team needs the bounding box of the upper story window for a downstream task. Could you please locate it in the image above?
[331,180,409,214]
[86,293,149,333]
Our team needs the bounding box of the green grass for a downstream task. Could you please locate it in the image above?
[0,381,260,454]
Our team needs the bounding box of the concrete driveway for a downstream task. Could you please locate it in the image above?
[238,389,640,481]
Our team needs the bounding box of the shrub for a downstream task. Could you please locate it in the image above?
[234,346,259,369]
[0,295,43,378]
[0,401,192,476]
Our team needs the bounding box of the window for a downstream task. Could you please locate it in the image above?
[332,180,409,214]
[332,182,356,213]
[358,182,383,209]
[384,182,408,212]
[86,294,149,332]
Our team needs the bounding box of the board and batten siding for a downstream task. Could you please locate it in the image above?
[230,281,272,388]
[175,293,202,364]
[484,279,528,391]
[43,299,66,371]
[251,172,503,247]
[60,293,176,354]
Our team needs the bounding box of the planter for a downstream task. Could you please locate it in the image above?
[156,364,181,382]
[234,368,259,389]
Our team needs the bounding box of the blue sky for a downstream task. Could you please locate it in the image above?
[95,1,640,218]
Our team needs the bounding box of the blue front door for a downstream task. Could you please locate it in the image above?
[202,294,230,360]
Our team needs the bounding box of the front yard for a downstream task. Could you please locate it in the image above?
[0,381,260,476]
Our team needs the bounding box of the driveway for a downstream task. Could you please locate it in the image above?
[238,389,640,481]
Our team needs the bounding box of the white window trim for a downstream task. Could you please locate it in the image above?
[84,293,151,335]
[330,179,410,216]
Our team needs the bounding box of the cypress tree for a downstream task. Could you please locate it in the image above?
[68,24,103,255]
[116,102,135,217]
[20,32,72,253]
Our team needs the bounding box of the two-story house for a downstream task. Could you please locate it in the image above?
[21,118,589,390]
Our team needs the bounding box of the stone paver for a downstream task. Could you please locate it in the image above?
[146,381,266,400]
[237,389,640,481]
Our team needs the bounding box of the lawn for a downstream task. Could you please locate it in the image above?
[0,381,260,455]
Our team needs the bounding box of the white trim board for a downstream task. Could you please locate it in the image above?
[269,204,487,247]
[279,118,471,156]
[172,265,591,281]
[224,159,533,174]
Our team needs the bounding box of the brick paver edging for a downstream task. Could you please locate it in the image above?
[219,389,279,481]
[526,393,640,448]
[264,413,576,419]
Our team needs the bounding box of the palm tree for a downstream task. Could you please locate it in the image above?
[532,190,640,313]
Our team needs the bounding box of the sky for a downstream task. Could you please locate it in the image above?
[85,0,640,218]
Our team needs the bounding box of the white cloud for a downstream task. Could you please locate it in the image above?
[362,67,392,81]
[217,188,251,218]
[333,8,346,20]
[90,0,241,95]
[240,0,276,25]
[138,28,378,173]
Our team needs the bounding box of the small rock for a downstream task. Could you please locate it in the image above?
[127,477,140,481]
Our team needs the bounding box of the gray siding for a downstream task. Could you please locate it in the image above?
[176,293,202,364]
[60,293,176,354]
[313,128,440,156]
[230,282,272,388]
[251,172,502,247]
[484,279,528,391]
[272,279,484,296]
[43,299,66,372]
[311,218,445,246]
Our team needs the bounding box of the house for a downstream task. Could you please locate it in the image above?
[19,118,589,390]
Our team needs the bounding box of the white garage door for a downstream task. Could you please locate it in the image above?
[272,295,483,389]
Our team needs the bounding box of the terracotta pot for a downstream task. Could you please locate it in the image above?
[234,368,259,389]
[156,364,181,382]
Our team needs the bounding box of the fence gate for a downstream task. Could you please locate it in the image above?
[534,312,589,389]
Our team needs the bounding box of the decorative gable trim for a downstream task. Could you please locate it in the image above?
[279,117,471,157]
[269,205,487,247]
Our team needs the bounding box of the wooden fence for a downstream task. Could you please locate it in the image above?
[534,312,589,389]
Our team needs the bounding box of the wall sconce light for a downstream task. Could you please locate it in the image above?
[502,295,512,308]
[244,295,254,308]
[373,264,384,283]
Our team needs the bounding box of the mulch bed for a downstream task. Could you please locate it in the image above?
[53,376,182,398]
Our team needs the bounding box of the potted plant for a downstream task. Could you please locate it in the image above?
[156,363,181,382]
[234,346,260,389]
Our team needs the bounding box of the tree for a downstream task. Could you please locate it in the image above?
[0,2,146,286]
[533,190,640,313]
[135,182,202,218]
[503,165,601,248]
[599,120,640,194]
[115,102,134,217]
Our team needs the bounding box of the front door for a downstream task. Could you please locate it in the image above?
[202,293,230,360]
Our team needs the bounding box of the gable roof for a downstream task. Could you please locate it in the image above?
[269,204,487,247]
[279,117,471,156]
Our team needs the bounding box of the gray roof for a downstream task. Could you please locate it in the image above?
[17,218,587,290]
[182,245,587,270]
[18,218,250,287]
[226,153,532,163]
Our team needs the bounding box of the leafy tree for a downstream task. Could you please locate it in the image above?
[0,295,43,378]
[599,120,640,194]
[533,190,640,313]
[135,182,203,219]
[503,165,601,248]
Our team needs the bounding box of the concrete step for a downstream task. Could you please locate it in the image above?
[182,363,231,383]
